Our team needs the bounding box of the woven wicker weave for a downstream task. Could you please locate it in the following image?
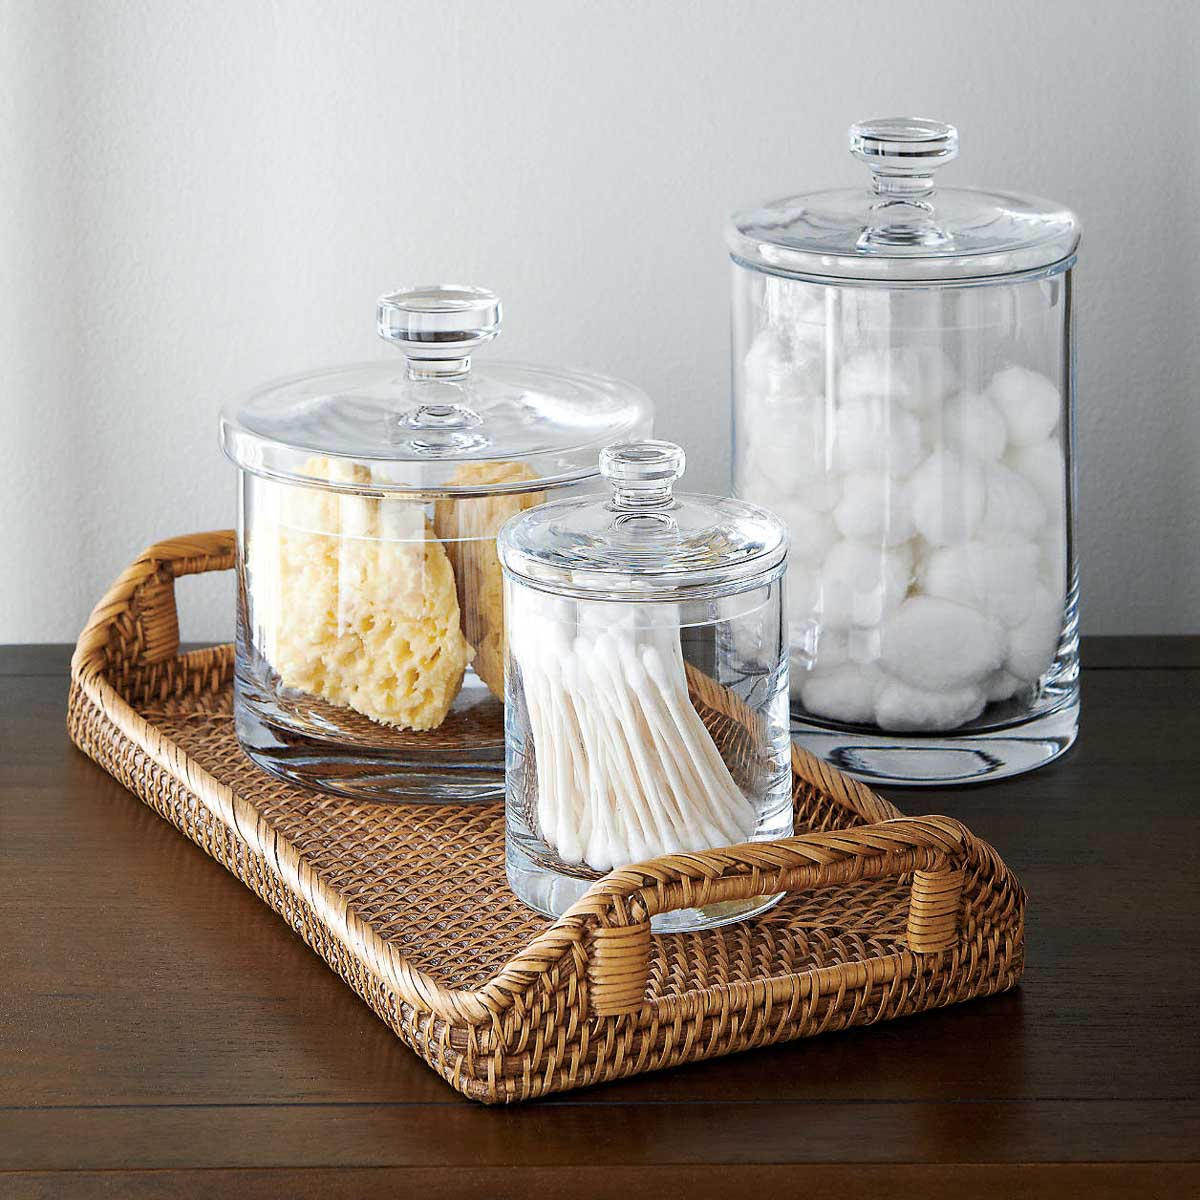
[67,531,1026,1104]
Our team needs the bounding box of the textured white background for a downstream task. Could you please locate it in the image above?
[3,0,1197,641]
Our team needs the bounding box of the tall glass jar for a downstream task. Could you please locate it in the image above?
[729,118,1081,786]
[219,286,651,802]
[498,440,793,932]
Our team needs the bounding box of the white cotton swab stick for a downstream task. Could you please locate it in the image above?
[608,635,729,849]
[585,635,681,858]
[518,639,559,852]
[626,654,735,849]
[624,633,753,837]
[544,639,596,866]
[640,644,758,843]
[583,668,655,864]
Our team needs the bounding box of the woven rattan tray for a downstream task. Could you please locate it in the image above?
[67,531,1026,1104]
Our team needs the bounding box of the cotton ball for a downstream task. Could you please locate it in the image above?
[744,328,825,400]
[833,398,923,476]
[763,275,826,336]
[797,475,841,513]
[1006,586,1062,683]
[810,628,849,672]
[839,346,958,414]
[790,626,849,698]
[1008,438,1065,517]
[743,330,799,398]
[908,450,986,546]
[835,290,893,347]
[833,472,914,546]
[907,346,960,412]
[988,366,1061,447]
[738,449,783,500]
[784,560,820,624]
[1039,525,1068,596]
[880,596,1006,691]
[846,624,882,665]
[917,539,1040,628]
[984,669,1025,703]
[738,473,776,508]
[799,662,882,723]
[790,627,848,677]
[978,462,1047,541]
[817,541,913,631]
[774,502,838,566]
[742,458,835,512]
[839,350,914,407]
[937,392,1008,462]
[739,395,831,494]
[874,678,985,732]
[742,435,808,498]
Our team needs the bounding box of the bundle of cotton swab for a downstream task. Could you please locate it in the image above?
[510,600,758,873]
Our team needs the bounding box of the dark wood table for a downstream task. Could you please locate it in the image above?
[3,639,1198,1198]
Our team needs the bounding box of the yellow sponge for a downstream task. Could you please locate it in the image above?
[433,461,544,699]
[248,457,472,731]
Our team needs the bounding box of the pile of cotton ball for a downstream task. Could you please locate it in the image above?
[737,285,1066,733]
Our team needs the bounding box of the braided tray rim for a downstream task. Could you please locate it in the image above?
[66,530,1026,1103]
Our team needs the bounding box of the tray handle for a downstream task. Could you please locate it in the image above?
[73,530,237,677]
[586,816,967,1018]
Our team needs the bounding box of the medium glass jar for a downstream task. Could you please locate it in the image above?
[728,118,1081,786]
[219,286,651,802]
[498,439,793,931]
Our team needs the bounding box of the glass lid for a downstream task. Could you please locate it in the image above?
[498,440,789,600]
[219,285,651,495]
[727,117,1080,284]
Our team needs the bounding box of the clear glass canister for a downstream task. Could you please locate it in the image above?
[728,118,1081,786]
[498,439,793,931]
[219,286,651,802]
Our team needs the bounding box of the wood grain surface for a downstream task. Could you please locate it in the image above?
[2,639,1198,1197]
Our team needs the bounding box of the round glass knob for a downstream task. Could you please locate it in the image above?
[377,285,501,377]
[601,440,685,509]
[850,117,957,247]
[850,117,958,192]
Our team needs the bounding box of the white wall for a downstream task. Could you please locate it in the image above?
[3,0,1197,642]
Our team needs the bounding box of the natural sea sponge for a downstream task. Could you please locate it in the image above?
[248,457,472,730]
[433,461,544,699]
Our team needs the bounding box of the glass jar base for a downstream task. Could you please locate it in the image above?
[505,840,783,933]
[791,694,1079,787]
[234,696,504,804]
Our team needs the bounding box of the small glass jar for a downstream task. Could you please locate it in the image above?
[498,439,793,932]
[728,118,1081,786]
[219,286,651,802]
